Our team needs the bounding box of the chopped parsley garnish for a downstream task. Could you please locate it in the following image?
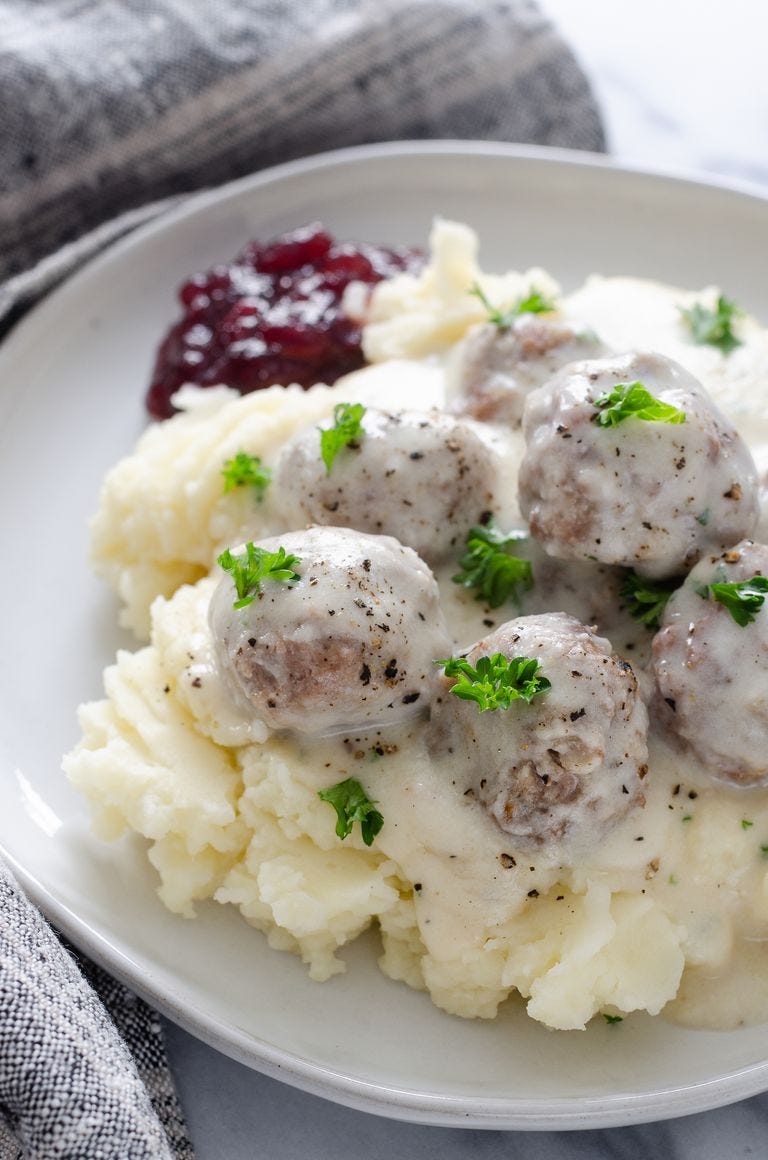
[437,653,550,712]
[221,451,271,501]
[452,520,533,609]
[319,402,367,474]
[680,295,743,354]
[217,542,301,609]
[697,575,768,626]
[603,1013,623,1025]
[742,819,754,831]
[318,778,383,846]
[469,282,557,329]
[592,381,686,428]
[760,845,768,859]
[621,571,678,630]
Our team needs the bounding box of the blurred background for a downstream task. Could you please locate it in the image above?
[543,0,768,185]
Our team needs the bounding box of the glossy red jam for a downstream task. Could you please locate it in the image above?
[146,223,422,419]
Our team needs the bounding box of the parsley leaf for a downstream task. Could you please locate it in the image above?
[621,571,679,629]
[217,542,301,609]
[592,381,686,428]
[515,288,558,316]
[603,1013,623,1025]
[698,575,768,626]
[680,295,743,354]
[437,653,550,712]
[469,282,557,329]
[452,520,533,609]
[318,778,384,846]
[319,402,367,474]
[221,451,271,501]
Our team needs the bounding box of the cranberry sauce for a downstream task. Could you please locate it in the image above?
[146,223,422,419]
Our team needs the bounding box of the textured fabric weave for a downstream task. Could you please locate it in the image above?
[0,2,604,1157]
[0,863,191,1159]
[0,0,604,324]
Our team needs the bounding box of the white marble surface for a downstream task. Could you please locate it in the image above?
[163,6,768,1155]
[163,1017,768,1159]
[542,0,768,185]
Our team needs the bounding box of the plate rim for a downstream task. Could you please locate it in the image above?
[9,845,768,1131]
[6,139,768,1130]
[5,137,768,373]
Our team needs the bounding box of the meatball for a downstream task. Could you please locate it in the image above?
[429,613,648,851]
[209,526,451,735]
[518,351,758,579]
[448,314,605,426]
[652,539,768,785]
[273,406,503,564]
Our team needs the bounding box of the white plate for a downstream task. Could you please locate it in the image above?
[4,141,768,1131]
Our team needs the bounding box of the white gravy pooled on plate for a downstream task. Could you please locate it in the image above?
[70,224,768,1031]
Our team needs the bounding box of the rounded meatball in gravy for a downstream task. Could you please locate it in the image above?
[273,406,504,564]
[518,351,759,579]
[429,612,648,853]
[448,314,605,426]
[652,539,768,786]
[209,526,451,735]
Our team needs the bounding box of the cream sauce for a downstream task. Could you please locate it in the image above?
[286,701,768,1027]
[190,274,768,1029]
[192,564,768,1027]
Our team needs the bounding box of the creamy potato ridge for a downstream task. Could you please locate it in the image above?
[66,220,768,1031]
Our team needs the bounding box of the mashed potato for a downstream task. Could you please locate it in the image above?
[66,221,768,1031]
